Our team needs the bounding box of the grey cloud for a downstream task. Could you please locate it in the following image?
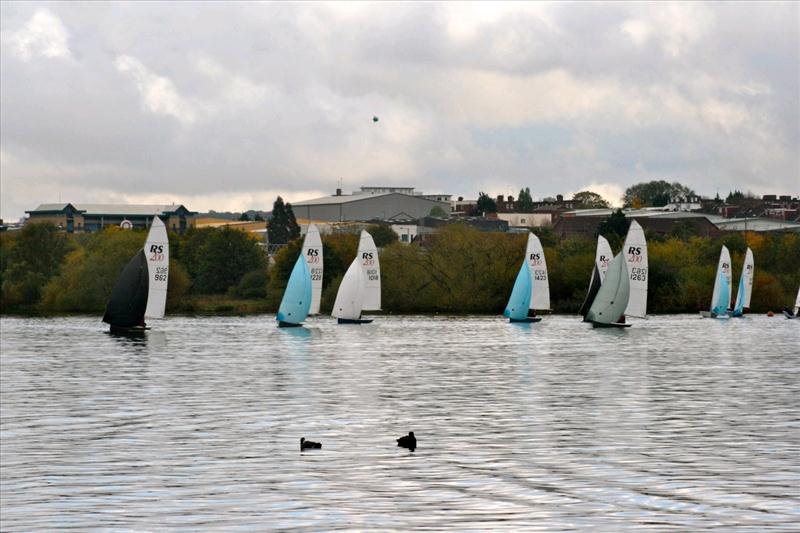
[1,1,797,220]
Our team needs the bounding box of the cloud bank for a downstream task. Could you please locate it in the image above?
[1,2,797,220]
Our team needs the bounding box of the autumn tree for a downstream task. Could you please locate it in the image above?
[475,192,498,215]
[572,190,610,208]
[623,180,694,207]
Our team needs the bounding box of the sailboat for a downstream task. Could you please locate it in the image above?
[276,253,312,328]
[303,224,324,315]
[731,248,754,318]
[700,245,732,318]
[504,259,532,322]
[584,220,647,328]
[332,230,380,324]
[585,252,630,328]
[578,235,613,318]
[526,233,549,321]
[332,256,372,324]
[103,217,169,333]
[357,230,381,312]
[783,286,800,319]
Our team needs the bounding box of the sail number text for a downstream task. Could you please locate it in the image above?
[154,266,169,282]
[630,267,647,282]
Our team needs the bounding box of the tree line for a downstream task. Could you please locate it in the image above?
[2,218,797,316]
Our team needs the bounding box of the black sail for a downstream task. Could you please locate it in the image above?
[103,250,149,327]
[578,265,602,319]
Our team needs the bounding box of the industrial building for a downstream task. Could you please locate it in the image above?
[25,203,197,234]
[291,187,451,222]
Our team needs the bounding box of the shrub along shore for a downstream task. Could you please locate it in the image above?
[1,222,798,316]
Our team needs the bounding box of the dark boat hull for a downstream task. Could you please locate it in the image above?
[784,310,798,319]
[509,317,542,323]
[699,311,729,319]
[278,321,303,328]
[109,324,149,335]
[591,321,631,328]
[337,318,374,324]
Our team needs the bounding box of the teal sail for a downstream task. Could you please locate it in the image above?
[504,260,532,321]
[711,269,730,317]
[277,254,312,326]
[732,275,745,317]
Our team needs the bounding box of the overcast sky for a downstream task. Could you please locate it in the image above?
[1,1,798,220]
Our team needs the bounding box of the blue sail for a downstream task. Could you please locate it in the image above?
[712,269,730,317]
[732,274,745,317]
[504,260,532,321]
[277,254,312,325]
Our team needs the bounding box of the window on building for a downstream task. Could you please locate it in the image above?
[401,234,409,242]
[521,218,526,223]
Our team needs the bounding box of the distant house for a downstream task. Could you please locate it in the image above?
[553,212,723,239]
[25,203,196,234]
[291,188,450,222]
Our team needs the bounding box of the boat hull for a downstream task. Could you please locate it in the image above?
[337,318,374,325]
[590,321,631,329]
[699,311,730,319]
[783,310,798,319]
[278,321,304,328]
[109,324,149,335]
[510,317,542,323]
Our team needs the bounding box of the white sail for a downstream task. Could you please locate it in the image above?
[622,220,648,318]
[526,233,550,310]
[357,230,381,310]
[710,245,732,312]
[586,253,630,325]
[734,248,755,311]
[332,258,365,320]
[596,235,613,282]
[144,217,169,320]
[302,224,324,314]
[794,286,800,316]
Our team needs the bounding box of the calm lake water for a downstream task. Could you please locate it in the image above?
[1,314,798,531]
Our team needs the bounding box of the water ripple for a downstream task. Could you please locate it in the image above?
[2,314,799,531]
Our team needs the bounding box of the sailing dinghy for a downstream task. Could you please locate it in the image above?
[504,259,533,323]
[103,217,169,333]
[783,286,800,319]
[332,256,372,324]
[583,221,647,328]
[700,245,732,318]
[276,253,312,328]
[579,235,613,318]
[303,224,324,315]
[585,252,631,328]
[526,233,549,322]
[731,248,754,318]
[333,230,380,324]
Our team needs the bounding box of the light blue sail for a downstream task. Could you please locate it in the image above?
[732,275,745,317]
[711,269,730,317]
[504,260,532,321]
[277,254,312,325]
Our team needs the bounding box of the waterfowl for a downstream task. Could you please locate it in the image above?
[397,431,416,451]
[300,437,321,450]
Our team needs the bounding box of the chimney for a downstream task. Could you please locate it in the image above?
[458,196,464,201]
[507,195,514,203]
[497,194,504,203]
[335,188,342,196]
[556,194,564,202]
